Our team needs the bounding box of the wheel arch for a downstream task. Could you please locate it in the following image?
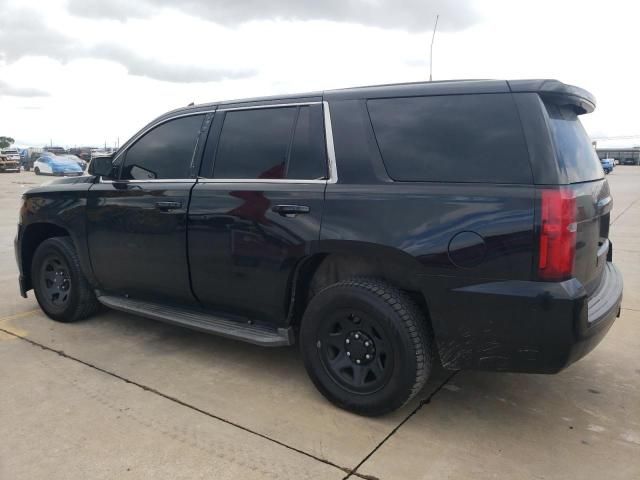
[286,241,431,328]
[19,222,79,293]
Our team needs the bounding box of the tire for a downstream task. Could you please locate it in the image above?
[300,278,433,416]
[31,237,100,322]
[34,167,40,175]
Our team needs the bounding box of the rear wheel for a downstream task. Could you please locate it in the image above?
[31,237,100,322]
[34,167,40,175]
[300,278,433,416]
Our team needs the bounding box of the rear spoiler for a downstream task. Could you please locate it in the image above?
[508,79,596,114]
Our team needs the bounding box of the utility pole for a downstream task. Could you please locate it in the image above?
[429,14,440,82]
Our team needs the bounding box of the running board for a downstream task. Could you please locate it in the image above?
[96,294,293,347]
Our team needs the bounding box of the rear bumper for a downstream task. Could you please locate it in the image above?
[431,262,623,373]
[568,262,622,365]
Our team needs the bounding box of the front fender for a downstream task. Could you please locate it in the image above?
[18,181,96,291]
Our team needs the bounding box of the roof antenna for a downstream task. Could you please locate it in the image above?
[188,101,195,106]
[429,14,440,82]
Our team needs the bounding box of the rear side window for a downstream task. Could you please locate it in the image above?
[121,115,204,180]
[213,105,326,180]
[544,103,603,183]
[367,94,532,183]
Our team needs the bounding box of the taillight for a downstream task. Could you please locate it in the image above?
[538,188,577,281]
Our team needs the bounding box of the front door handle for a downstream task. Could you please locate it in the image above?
[271,204,310,217]
[155,201,182,211]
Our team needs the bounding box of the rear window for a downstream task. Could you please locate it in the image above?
[545,103,603,183]
[367,94,532,183]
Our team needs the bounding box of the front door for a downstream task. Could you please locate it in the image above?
[87,113,208,304]
[188,102,329,325]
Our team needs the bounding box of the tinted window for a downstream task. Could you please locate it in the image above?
[121,115,204,180]
[214,108,297,179]
[213,106,327,180]
[368,94,532,183]
[287,105,327,179]
[545,103,603,183]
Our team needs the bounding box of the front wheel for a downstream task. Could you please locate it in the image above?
[31,237,100,322]
[34,167,40,175]
[300,278,433,416]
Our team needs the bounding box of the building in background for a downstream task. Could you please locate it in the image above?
[596,147,640,165]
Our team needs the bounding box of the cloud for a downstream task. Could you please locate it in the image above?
[89,45,255,82]
[0,8,254,83]
[66,0,150,21]
[67,0,479,32]
[0,80,50,97]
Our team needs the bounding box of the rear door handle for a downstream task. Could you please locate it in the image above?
[155,201,182,211]
[271,204,310,217]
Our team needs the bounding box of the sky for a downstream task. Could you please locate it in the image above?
[0,0,638,149]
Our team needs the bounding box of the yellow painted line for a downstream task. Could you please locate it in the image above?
[0,309,41,324]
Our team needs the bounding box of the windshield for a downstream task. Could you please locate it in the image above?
[545,102,604,183]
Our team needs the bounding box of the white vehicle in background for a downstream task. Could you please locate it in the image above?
[33,154,84,176]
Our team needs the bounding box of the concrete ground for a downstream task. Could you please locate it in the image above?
[1,168,639,479]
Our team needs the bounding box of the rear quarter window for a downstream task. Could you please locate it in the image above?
[367,94,532,183]
[544,103,604,184]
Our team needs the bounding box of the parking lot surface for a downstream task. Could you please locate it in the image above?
[1,168,639,479]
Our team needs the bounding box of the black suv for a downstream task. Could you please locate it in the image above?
[15,79,623,415]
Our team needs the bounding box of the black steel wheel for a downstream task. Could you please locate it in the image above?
[38,254,73,309]
[31,237,100,322]
[300,278,433,416]
[318,309,393,395]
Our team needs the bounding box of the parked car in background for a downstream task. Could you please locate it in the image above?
[15,79,623,416]
[44,146,67,155]
[0,152,20,172]
[69,147,93,161]
[33,154,84,176]
[60,154,88,171]
[0,148,21,172]
[601,158,614,174]
[622,158,637,165]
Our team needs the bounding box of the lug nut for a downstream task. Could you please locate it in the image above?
[356,359,361,364]
[365,354,371,359]
[354,333,360,339]
[364,341,370,347]
[346,351,351,357]
[346,339,350,344]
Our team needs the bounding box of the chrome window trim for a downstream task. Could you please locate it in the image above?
[199,100,337,185]
[323,100,338,184]
[196,178,327,185]
[98,178,195,184]
[100,101,339,185]
[217,101,321,112]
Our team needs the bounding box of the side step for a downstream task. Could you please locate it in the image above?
[96,294,293,347]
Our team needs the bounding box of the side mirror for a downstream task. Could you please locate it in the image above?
[88,156,114,178]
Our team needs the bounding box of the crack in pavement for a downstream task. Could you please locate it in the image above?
[0,326,353,477]
[342,370,459,480]
[611,196,640,225]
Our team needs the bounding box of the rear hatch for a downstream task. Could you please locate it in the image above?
[541,100,611,295]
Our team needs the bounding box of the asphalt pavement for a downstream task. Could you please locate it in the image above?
[1,168,639,479]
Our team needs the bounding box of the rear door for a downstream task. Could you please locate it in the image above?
[87,113,209,304]
[188,101,329,325]
[544,101,611,294]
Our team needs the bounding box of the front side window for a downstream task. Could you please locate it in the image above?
[121,114,204,180]
[213,105,326,180]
